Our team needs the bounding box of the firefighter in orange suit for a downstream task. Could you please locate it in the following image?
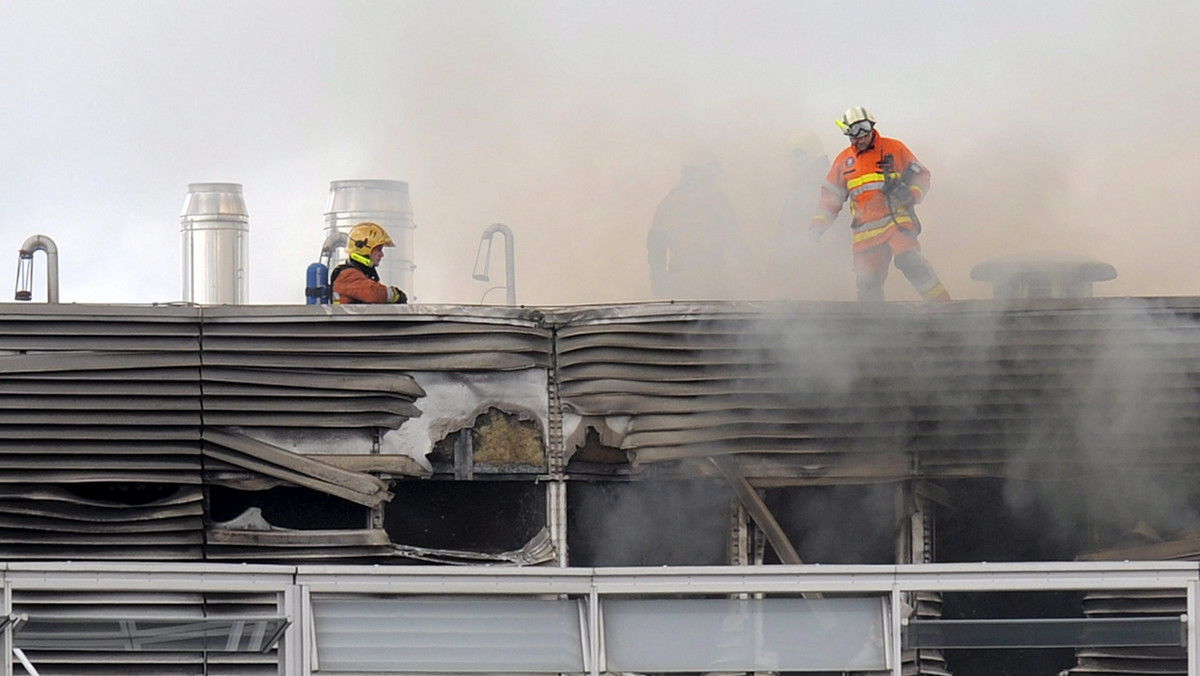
[331,222,408,304]
[810,107,950,302]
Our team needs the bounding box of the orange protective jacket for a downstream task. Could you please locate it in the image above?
[810,132,931,253]
[331,256,392,304]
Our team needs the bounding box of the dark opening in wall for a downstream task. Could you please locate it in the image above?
[207,486,366,530]
[936,479,1090,676]
[567,478,730,566]
[385,479,545,553]
[426,408,546,476]
[761,484,897,564]
[565,426,632,478]
[935,591,1083,676]
[66,483,182,506]
[937,479,1089,564]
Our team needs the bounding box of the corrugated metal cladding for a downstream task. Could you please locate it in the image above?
[554,298,1200,483]
[11,587,284,676]
[0,303,552,562]
[5,298,1200,560]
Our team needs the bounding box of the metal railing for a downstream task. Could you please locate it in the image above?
[1,560,1196,676]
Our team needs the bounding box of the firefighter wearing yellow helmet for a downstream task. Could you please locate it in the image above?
[331,222,408,304]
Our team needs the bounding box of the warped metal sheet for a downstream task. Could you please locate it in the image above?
[201,351,549,371]
[0,335,198,351]
[0,470,200,484]
[0,366,201,382]
[0,456,198,471]
[0,381,200,396]
[0,395,201,412]
[553,299,1200,477]
[200,333,544,353]
[0,426,200,440]
[0,483,201,506]
[0,545,203,560]
[0,351,201,374]
[0,500,202,524]
[0,529,203,545]
[202,545,397,560]
[202,366,426,396]
[200,396,419,417]
[204,412,411,428]
[0,514,201,534]
[206,527,391,547]
[201,428,392,507]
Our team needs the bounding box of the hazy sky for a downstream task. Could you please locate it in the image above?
[2,0,1198,305]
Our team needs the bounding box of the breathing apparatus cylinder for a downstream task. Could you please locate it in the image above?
[305,261,330,304]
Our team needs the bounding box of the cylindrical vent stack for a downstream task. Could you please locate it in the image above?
[180,182,249,304]
[324,180,415,296]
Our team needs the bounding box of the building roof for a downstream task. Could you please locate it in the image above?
[3,297,1200,560]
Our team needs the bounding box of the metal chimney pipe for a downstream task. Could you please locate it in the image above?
[324,180,416,296]
[180,182,249,304]
[15,234,59,303]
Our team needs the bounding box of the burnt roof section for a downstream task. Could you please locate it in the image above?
[553,298,1200,483]
[3,298,1200,559]
[0,303,552,560]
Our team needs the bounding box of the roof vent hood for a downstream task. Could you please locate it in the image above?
[971,253,1117,299]
[180,182,249,305]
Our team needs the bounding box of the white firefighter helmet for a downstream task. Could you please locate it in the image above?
[836,106,876,138]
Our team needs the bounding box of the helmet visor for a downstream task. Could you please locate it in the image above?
[844,120,874,139]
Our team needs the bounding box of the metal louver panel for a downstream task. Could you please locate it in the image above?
[554,299,1200,480]
[200,303,552,372]
[602,596,889,673]
[15,615,288,652]
[1065,590,1188,676]
[10,588,286,676]
[0,307,204,561]
[311,596,587,673]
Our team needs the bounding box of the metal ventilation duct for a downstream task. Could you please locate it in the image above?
[14,234,59,303]
[180,182,249,305]
[324,179,415,296]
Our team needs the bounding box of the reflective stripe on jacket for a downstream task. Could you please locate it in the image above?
[810,133,931,252]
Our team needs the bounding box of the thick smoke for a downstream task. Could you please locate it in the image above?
[1,2,1197,304]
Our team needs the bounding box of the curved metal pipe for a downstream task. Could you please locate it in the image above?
[15,234,59,303]
[318,229,348,270]
[471,223,516,306]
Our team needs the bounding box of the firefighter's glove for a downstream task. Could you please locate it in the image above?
[388,286,408,304]
[807,226,823,243]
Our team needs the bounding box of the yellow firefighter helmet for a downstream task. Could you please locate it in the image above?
[345,222,394,257]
